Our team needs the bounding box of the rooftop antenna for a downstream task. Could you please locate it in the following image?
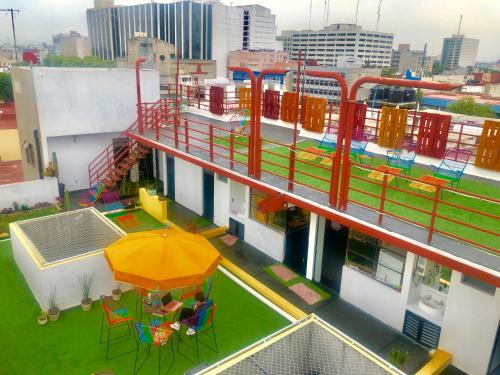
[376,0,382,31]
[308,0,313,30]
[457,14,463,35]
[1,8,20,63]
[324,0,330,27]
[355,0,360,25]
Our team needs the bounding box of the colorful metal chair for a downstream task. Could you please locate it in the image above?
[387,151,416,175]
[319,129,338,153]
[99,295,134,360]
[177,304,218,364]
[431,149,472,187]
[133,323,175,375]
[350,140,373,165]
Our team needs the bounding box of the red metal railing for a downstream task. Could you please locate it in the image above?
[346,160,500,254]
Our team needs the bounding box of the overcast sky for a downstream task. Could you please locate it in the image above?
[1,0,499,61]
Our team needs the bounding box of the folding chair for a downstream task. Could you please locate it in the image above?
[99,295,134,360]
[133,323,175,375]
[177,304,218,364]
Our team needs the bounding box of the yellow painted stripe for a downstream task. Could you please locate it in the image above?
[220,257,307,320]
[415,349,452,375]
[199,226,228,238]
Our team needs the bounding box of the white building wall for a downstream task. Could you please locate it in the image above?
[246,5,276,51]
[213,174,230,227]
[47,133,121,191]
[174,158,203,215]
[211,4,243,77]
[458,38,479,68]
[228,181,285,262]
[340,252,416,331]
[244,219,285,262]
[0,178,59,210]
[32,68,159,139]
[439,272,499,375]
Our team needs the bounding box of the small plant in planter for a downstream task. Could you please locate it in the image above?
[112,283,122,301]
[78,273,93,311]
[47,287,60,321]
[389,348,409,370]
[38,310,48,326]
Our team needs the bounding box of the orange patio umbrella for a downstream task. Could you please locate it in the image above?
[104,228,221,290]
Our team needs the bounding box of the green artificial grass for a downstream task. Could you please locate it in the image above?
[213,134,249,151]
[0,205,60,234]
[0,239,289,374]
[234,140,500,252]
[264,264,331,304]
[106,209,166,233]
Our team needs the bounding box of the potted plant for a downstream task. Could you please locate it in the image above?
[389,348,409,370]
[112,283,122,301]
[48,287,60,321]
[38,311,48,326]
[78,273,93,311]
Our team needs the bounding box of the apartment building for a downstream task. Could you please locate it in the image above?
[280,23,393,68]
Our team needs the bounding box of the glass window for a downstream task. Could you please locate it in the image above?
[191,2,201,59]
[461,275,496,295]
[249,189,287,232]
[346,230,406,291]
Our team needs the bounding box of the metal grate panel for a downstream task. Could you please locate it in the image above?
[17,208,123,264]
[202,315,401,375]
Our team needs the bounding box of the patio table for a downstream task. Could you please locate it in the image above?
[409,175,449,194]
[368,165,402,183]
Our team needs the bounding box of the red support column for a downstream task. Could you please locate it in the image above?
[184,118,189,153]
[378,174,388,224]
[230,129,235,170]
[209,126,214,162]
[288,50,302,191]
[428,185,441,243]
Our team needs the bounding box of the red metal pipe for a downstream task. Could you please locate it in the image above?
[135,57,147,134]
[255,68,291,179]
[288,50,302,191]
[125,130,500,288]
[304,70,349,208]
[349,77,461,101]
[228,67,257,176]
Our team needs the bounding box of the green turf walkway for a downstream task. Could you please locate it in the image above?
[0,239,289,374]
[228,139,500,252]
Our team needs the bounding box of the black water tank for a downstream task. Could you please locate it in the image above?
[404,89,416,102]
[383,86,391,100]
[369,85,385,101]
[390,87,404,103]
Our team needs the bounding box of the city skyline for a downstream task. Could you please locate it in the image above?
[0,0,499,61]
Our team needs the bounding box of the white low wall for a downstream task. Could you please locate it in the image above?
[0,178,59,210]
[10,224,132,311]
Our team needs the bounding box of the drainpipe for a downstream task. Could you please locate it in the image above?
[135,57,147,135]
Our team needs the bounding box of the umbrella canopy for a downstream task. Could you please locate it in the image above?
[104,228,221,290]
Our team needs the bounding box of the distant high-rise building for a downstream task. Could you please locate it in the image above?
[86,1,278,77]
[390,43,432,74]
[53,31,90,58]
[279,24,394,68]
[440,34,479,69]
